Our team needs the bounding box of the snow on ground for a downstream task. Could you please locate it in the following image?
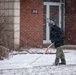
[0,48,76,75]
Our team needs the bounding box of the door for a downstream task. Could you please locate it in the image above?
[43,2,61,44]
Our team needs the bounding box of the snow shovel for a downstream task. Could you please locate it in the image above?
[45,43,54,53]
[29,43,53,65]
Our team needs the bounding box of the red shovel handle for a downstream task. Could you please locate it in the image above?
[45,48,48,53]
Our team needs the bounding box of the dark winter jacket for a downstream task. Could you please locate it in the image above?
[49,24,64,48]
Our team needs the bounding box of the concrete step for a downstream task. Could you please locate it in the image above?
[43,44,76,50]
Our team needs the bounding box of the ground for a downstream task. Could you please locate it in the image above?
[0,48,76,75]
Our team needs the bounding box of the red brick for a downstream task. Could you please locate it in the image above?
[20,0,43,47]
[65,0,76,44]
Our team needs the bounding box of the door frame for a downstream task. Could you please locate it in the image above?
[43,2,61,44]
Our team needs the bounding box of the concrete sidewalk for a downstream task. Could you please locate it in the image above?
[0,65,76,75]
[0,48,76,75]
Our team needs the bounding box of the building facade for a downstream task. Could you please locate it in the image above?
[0,0,76,49]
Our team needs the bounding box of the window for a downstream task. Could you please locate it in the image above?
[44,0,60,2]
[44,0,65,3]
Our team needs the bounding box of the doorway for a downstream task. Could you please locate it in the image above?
[43,2,62,44]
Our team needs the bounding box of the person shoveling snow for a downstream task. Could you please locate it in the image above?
[47,19,66,66]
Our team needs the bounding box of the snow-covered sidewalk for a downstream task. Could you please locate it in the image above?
[0,48,76,75]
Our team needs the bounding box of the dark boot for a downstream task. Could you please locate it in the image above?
[60,58,66,65]
[53,62,59,66]
[59,62,66,65]
[55,62,59,66]
[54,58,59,66]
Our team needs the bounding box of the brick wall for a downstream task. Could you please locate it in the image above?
[65,0,76,45]
[20,0,43,47]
